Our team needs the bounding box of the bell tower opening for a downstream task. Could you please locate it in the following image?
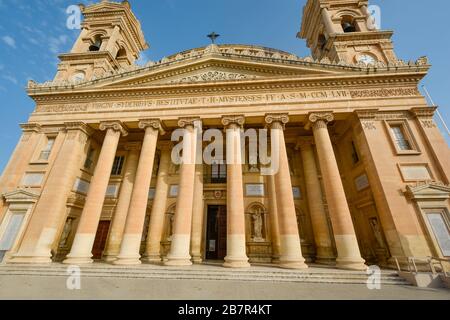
[298,0,397,65]
[54,0,149,82]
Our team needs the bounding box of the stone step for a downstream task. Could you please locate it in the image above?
[0,265,410,285]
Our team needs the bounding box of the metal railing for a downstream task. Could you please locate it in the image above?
[393,256,450,277]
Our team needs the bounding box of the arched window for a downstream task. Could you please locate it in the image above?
[317,34,327,51]
[116,47,127,59]
[341,16,358,33]
[89,35,102,52]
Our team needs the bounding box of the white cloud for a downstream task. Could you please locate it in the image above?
[2,35,16,48]
[136,51,150,66]
[48,35,69,54]
[2,75,18,85]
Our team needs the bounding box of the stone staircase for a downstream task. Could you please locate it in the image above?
[0,263,410,286]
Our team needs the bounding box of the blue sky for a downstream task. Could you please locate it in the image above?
[0,0,449,173]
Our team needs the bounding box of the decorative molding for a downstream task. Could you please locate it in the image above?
[20,123,41,133]
[3,189,40,204]
[99,121,128,136]
[171,71,254,84]
[349,88,419,99]
[138,119,166,134]
[64,122,93,136]
[405,181,450,201]
[221,115,245,128]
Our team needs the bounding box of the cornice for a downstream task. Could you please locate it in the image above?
[29,73,424,104]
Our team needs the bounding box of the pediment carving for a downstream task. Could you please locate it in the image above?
[405,181,450,201]
[2,189,40,204]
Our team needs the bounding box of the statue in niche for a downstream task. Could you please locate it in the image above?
[251,207,264,241]
[167,213,175,241]
[369,218,385,249]
[59,218,74,247]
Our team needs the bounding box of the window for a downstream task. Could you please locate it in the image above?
[73,178,90,194]
[84,148,95,170]
[351,141,360,164]
[39,137,55,161]
[111,156,125,176]
[21,173,44,186]
[211,160,227,183]
[390,125,412,151]
[105,184,119,198]
[426,212,450,257]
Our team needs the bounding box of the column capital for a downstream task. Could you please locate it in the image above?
[305,112,334,130]
[99,121,128,137]
[64,122,93,136]
[178,117,201,129]
[295,137,314,150]
[124,142,142,151]
[221,115,245,129]
[410,106,437,119]
[265,113,289,129]
[139,119,166,135]
[20,123,41,133]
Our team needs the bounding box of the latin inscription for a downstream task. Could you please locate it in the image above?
[35,88,419,113]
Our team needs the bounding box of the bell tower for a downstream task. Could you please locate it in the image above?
[55,0,148,82]
[298,0,397,65]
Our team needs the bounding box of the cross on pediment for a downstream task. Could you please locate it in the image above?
[207,32,220,44]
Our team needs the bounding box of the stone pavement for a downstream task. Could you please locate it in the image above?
[0,263,448,300]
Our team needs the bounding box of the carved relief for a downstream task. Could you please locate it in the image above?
[349,88,419,99]
[171,71,253,84]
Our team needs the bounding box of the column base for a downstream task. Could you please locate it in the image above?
[141,254,163,264]
[336,258,367,271]
[164,258,193,267]
[102,254,118,263]
[315,256,337,266]
[62,256,94,265]
[271,255,281,264]
[191,255,203,264]
[223,256,251,268]
[113,256,142,265]
[278,260,309,270]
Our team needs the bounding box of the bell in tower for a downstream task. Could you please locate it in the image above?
[298,0,397,65]
[55,0,149,82]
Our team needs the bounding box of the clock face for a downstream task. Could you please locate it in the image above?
[72,72,85,82]
[357,54,377,66]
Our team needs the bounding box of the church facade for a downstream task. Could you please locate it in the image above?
[0,0,449,271]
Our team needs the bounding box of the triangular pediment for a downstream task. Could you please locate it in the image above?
[2,189,40,203]
[92,54,350,89]
[406,182,450,201]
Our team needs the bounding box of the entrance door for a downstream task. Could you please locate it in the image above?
[206,205,227,260]
[92,221,110,260]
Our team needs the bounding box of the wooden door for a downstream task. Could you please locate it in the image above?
[92,221,110,259]
[205,206,227,260]
[217,206,227,260]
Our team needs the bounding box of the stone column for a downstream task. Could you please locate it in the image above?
[190,164,205,264]
[142,142,172,263]
[265,114,308,269]
[114,120,164,265]
[266,174,281,263]
[63,121,127,264]
[222,115,250,268]
[165,118,200,266]
[102,142,141,262]
[0,123,42,224]
[307,112,366,270]
[11,123,91,264]
[296,137,335,264]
